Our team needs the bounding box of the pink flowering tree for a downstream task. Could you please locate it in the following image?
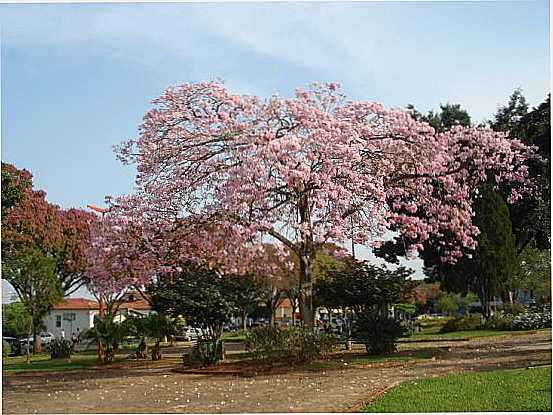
[86,212,152,315]
[113,81,535,328]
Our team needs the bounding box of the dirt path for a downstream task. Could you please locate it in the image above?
[3,331,551,413]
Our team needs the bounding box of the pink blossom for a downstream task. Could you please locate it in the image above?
[95,80,536,292]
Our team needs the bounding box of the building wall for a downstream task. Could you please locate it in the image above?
[43,309,95,338]
[275,305,293,320]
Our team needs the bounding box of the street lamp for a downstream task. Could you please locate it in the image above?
[86,203,110,364]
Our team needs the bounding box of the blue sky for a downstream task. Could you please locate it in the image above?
[0,1,550,298]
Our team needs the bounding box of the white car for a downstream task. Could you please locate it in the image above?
[20,332,55,345]
[177,327,204,342]
[20,332,56,353]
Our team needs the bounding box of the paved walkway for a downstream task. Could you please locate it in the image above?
[3,331,551,413]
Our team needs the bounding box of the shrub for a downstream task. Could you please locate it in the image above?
[508,312,551,331]
[284,326,338,362]
[316,332,339,358]
[245,326,286,365]
[49,338,73,359]
[245,325,338,366]
[439,313,482,333]
[481,313,514,330]
[3,340,9,358]
[351,312,406,355]
[502,303,527,316]
[529,302,551,313]
[189,340,224,367]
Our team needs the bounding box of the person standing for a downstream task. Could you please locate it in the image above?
[60,328,65,339]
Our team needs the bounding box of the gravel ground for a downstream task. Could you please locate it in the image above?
[2,331,551,414]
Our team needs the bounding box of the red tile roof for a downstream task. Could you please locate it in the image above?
[116,298,151,311]
[52,298,99,310]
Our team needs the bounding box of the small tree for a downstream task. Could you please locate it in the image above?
[256,280,286,326]
[2,302,32,337]
[148,265,238,341]
[436,293,460,316]
[139,314,176,361]
[510,245,551,304]
[84,314,128,364]
[2,248,62,353]
[225,274,261,331]
[314,260,416,315]
[412,283,442,314]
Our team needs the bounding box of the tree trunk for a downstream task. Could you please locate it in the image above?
[297,195,315,330]
[97,297,105,365]
[298,252,314,330]
[33,320,42,354]
[137,337,147,359]
[241,310,247,331]
[482,297,491,320]
[26,321,32,364]
[217,340,225,361]
[151,340,162,361]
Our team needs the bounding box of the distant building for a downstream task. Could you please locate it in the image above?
[275,298,296,321]
[115,291,153,317]
[43,298,100,339]
[42,292,153,338]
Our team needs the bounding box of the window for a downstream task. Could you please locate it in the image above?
[56,315,62,328]
[63,312,76,321]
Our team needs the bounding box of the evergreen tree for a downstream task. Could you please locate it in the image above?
[500,94,550,252]
[407,103,471,132]
[440,187,517,318]
[491,88,529,134]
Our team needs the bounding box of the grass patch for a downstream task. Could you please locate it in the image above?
[2,353,124,373]
[364,366,552,412]
[401,328,545,342]
[221,331,247,342]
[416,317,453,329]
[224,351,253,360]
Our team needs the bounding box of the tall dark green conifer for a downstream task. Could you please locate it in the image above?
[441,187,517,318]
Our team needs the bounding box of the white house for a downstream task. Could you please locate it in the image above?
[116,291,153,318]
[43,292,153,339]
[43,298,100,339]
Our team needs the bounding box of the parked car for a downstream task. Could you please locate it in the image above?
[21,332,55,345]
[222,322,238,332]
[175,326,202,342]
[20,332,56,353]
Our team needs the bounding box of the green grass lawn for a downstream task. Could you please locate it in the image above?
[365,366,552,412]
[400,328,546,342]
[221,330,247,342]
[2,353,125,373]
